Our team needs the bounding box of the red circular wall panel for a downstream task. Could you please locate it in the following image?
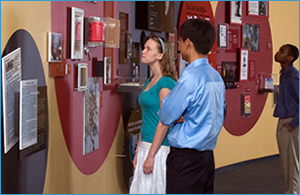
[177,1,272,136]
[52,1,120,175]
[215,1,272,136]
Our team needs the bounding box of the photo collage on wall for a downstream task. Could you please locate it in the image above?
[219,1,268,88]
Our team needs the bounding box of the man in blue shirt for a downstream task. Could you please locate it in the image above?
[158,19,225,193]
[273,44,299,194]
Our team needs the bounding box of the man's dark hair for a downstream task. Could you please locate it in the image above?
[286,44,299,63]
[180,19,216,55]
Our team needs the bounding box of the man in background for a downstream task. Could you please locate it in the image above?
[273,44,299,194]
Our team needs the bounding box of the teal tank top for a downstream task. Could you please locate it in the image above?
[138,76,176,146]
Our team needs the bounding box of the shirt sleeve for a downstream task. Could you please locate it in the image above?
[289,73,299,128]
[158,80,191,126]
[157,76,176,91]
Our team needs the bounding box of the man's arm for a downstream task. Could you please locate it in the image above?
[158,81,191,126]
[288,74,299,129]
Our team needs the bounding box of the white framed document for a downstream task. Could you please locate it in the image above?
[1,48,21,153]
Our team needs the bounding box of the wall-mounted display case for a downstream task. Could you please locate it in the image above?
[74,63,88,91]
[70,7,84,59]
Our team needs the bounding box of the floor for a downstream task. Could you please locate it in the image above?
[214,155,285,194]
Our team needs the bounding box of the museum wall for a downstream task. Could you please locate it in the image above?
[1,1,299,194]
[211,1,299,167]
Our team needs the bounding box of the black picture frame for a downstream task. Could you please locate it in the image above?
[218,23,228,48]
[222,61,237,89]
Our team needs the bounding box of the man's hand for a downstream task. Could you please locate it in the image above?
[282,122,293,132]
[174,115,185,124]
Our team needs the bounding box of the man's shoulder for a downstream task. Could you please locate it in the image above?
[288,65,299,79]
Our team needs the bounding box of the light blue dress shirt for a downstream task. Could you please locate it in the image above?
[158,58,225,151]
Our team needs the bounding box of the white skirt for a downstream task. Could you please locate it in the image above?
[129,141,170,194]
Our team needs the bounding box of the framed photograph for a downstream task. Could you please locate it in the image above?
[247,1,268,17]
[242,23,260,53]
[230,1,242,25]
[241,93,252,117]
[70,7,84,59]
[239,49,249,82]
[126,33,132,59]
[119,12,129,64]
[104,57,112,84]
[258,1,269,17]
[48,32,62,62]
[222,61,237,88]
[83,77,99,155]
[105,17,120,48]
[74,63,88,91]
[218,23,228,48]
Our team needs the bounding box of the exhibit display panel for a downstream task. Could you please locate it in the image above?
[215,1,273,135]
[1,29,48,194]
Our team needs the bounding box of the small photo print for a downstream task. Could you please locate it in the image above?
[258,1,268,16]
[104,57,112,84]
[248,1,268,17]
[243,23,260,52]
[222,61,237,83]
[230,1,242,24]
[218,24,228,48]
[48,32,62,62]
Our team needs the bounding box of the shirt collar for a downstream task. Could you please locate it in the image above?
[184,58,209,72]
[280,64,294,75]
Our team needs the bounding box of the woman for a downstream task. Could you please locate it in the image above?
[129,35,178,194]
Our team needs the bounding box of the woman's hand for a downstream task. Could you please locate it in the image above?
[143,155,154,174]
[132,152,138,168]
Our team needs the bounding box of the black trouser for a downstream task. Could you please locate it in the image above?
[166,147,215,194]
